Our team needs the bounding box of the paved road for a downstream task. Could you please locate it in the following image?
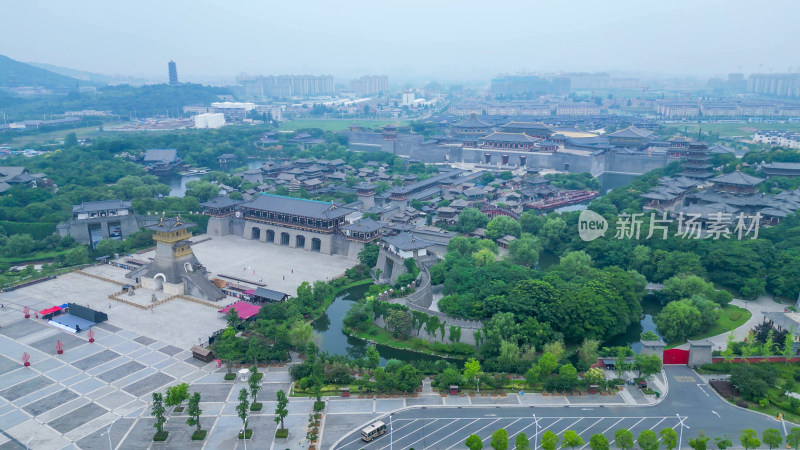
[334,366,790,449]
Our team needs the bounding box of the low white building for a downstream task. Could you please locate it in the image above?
[194,113,226,129]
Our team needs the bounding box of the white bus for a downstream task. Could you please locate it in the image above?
[361,421,387,442]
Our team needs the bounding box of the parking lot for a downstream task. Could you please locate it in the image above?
[336,414,683,450]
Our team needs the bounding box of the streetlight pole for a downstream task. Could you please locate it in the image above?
[390,413,393,450]
[533,414,540,449]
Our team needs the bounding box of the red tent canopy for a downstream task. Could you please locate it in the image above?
[40,306,62,315]
[218,302,261,320]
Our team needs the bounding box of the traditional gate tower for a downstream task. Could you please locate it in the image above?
[127,216,225,301]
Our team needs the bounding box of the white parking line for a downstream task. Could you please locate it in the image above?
[481,418,522,443]
[508,418,543,444]
[424,418,481,449]
[554,418,584,436]
[577,418,604,436]
[443,419,499,450]
[339,419,419,449]
[378,418,452,450]
[391,419,459,450]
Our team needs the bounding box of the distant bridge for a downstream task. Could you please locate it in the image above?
[480,206,520,220]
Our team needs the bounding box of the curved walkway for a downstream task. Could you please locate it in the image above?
[676,294,788,350]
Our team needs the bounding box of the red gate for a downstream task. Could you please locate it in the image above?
[663,348,689,365]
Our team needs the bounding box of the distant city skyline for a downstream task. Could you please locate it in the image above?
[3,0,799,85]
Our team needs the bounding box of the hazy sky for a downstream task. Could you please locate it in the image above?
[3,0,799,84]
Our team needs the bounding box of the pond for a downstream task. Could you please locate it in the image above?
[312,284,463,365]
[164,158,267,197]
[603,295,664,352]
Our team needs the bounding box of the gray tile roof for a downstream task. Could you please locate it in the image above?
[383,232,435,251]
[146,216,196,232]
[144,148,178,163]
[254,287,288,301]
[73,200,132,213]
[711,171,765,186]
[241,194,353,219]
[200,196,242,208]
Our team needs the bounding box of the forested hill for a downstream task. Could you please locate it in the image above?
[1,83,233,119]
[0,54,95,89]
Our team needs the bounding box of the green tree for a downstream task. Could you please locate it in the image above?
[64,132,79,147]
[787,427,800,450]
[740,429,761,450]
[562,430,584,448]
[466,434,484,450]
[653,299,702,342]
[63,245,89,266]
[6,234,35,255]
[385,309,413,338]
[288,320,313,349]
[248,366,263,405]
[584,367,605,386]
[515,432,530,450]
[214,327,239,374]
[366,346,380,370]
[578,338,601,367]
[186,392,202,432]
[615,347,629,379]
[537,353,559,377]
[558,364,579,391]
[274,389,289,430]
[659,428,678,450]
[614,428,634,450]
[226,308,242,329]
[491,428,509,450]
[456,208,490,233]
[714,434,733,449]
[358,243,380,268]
[485,215,521,240]
[637,430,659,450]
[165,382,189,409]
[151,392,167,436]
[543,340,566,362]
[634,353,662,379]
[589,433,609,450]
[473,248,497,267]
[236,388,249,436]
[541,430,559,450]
[688,432,710,450]
[507,233,542,267]
[763,428,783,449]
[185,180,220,202]
[463,357,482,391]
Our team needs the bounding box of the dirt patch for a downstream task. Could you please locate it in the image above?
[710,380,737,398]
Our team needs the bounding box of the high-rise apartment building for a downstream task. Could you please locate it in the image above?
[351,75,388,96]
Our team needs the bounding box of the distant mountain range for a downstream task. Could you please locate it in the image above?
[0,54,101,89]
[27,62,154,86]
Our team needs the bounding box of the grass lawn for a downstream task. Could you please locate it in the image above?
[279,119,408,132]
[666,304,751,349]
[0,249,68,265]
[661,122,800,138]
[6,124,123,147]
[346,322,470,360]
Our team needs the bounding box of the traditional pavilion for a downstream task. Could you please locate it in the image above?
[709,170,764,195]
[452,114,492,137]
[478,132,540,151]
[681,143,714,179]
[607,126,654,147]
[498,121,553,139]
[127,216,225,301]
[239,194,353,254]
